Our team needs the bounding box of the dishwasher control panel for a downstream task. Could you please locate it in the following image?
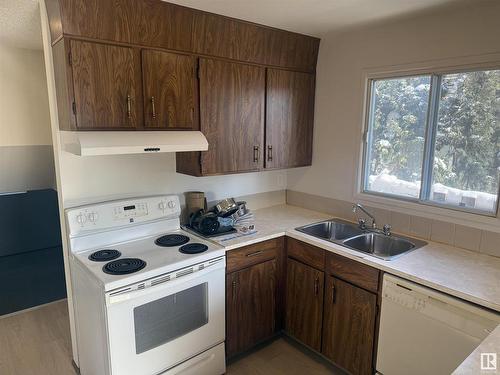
[383,281,427,312]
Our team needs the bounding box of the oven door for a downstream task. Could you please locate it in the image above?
[105,257,225,375]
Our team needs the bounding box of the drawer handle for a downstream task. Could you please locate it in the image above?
[246,250,263,258]
[314,276,319,296]
[331,284,336,303]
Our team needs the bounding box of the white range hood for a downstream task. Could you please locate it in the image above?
[61,131,208,156]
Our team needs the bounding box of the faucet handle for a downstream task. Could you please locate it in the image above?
[383,224,392,236]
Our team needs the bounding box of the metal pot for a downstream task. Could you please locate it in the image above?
[214,198,239,217]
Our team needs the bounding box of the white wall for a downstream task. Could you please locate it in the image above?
[287,0,500,227]
[0,44,52,146]
[0,43,55,192]
[60,151,287,207]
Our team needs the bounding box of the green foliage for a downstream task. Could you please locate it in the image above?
[368,70,500,195]
[369,76,430,182]
[434,70,500,194]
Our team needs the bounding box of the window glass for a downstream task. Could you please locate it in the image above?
[430,70,500,213]
[365,76,431,198]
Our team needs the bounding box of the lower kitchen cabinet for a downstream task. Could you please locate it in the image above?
[322,276,377,375]
[227,237,380,373]
[225,238,284,357]
[285,258,324,351]
[226,259,276,356]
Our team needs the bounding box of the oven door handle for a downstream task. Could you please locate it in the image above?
[106,257,225,305]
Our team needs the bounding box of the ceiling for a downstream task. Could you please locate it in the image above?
[167,0,462,37]
[0,0,465,50]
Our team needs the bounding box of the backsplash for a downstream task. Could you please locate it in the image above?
[287,190,500,258]
[181,190,286,224]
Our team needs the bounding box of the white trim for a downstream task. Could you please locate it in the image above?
[353,52,500,232]
[0,299,67,320]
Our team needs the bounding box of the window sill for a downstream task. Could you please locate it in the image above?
[355,191,500,233]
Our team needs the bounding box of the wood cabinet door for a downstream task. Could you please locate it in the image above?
[266,69,315,169]
[199,58,265,174]
[142,50,196,129]
[226,259,277,357]
[322,276,377,375]
[70,40,141,129]
[285,258,324,351]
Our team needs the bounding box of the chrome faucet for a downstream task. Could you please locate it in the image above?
[352,203,377,229]
[352,203,392,235]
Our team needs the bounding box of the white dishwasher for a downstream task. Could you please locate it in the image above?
[376,274,499,375]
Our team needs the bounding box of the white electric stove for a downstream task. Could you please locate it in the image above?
[66,195,226,375]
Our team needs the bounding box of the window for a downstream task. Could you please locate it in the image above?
[363,69,500,215]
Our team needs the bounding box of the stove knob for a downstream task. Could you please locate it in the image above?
[88,212,99,223]
[76,213,86,225]
[168,200,176,209]
[158,201,167,211]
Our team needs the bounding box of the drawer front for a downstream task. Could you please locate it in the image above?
[226,237,283,273]
[326,252,380,293]
[287,238,325,270]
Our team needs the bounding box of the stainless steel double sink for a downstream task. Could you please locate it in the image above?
[295,219,427,260]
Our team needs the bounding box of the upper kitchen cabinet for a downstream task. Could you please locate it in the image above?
[70,40,142,129]
[265,69,315,169]
[46,0,319,72]
[177,59,265,176]
[142,50,197,129]
[191,12,319,72]
[46,0,194,52]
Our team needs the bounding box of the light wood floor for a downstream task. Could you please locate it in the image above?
[0,300,340,374]
[0,300,74,375]
[227,338,342,375]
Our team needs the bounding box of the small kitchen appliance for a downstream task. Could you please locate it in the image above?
[67,195,226,375]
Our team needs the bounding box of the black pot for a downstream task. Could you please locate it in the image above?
[189,209,220,235]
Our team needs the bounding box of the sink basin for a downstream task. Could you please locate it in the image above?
[295,219,427,260]
[296,219,364,240]
[343,233,423,260]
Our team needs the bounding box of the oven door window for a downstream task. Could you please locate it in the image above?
[133,283,208,354]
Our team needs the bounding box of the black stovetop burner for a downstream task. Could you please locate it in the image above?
[103,258,146,275]
[179,243,208,254]
[89,249,121,262]
[155,234,190,247]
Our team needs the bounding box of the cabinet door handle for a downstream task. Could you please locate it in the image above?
[151,96,156,119]
[126,95,132,118]
[331,284,336,303]
[314,276,319,296]
[253,146,259,163]
[232,280,237,300]
[245,250,263,258]
[267,145,273,161]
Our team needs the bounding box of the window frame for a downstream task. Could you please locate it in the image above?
[360,67,500,218]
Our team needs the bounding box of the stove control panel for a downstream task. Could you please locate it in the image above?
[113,202,148,220]
[66,195,181,235]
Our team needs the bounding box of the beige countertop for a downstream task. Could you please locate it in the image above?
[453,324,500,374]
